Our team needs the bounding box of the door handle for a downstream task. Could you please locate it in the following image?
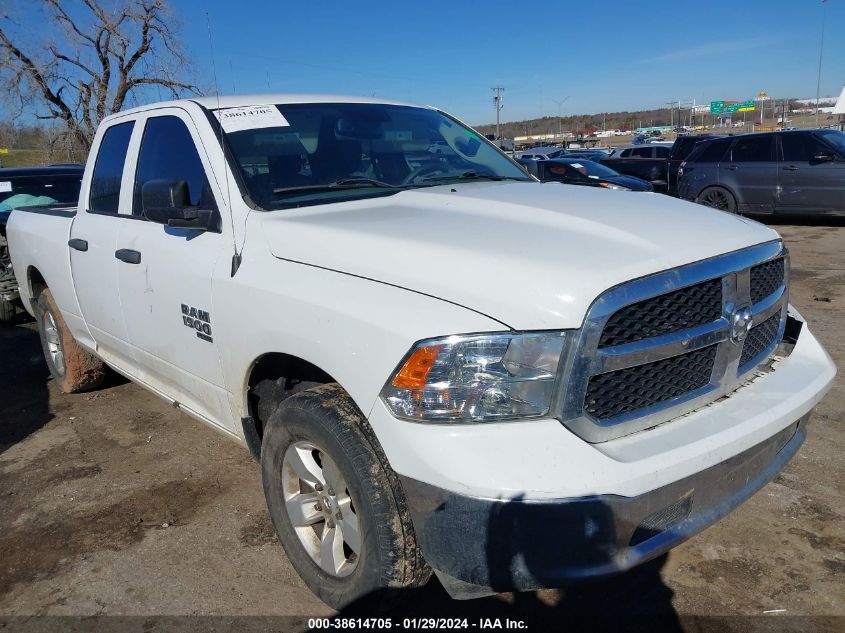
[68,238,88,252]
[724,165,738,171]
[782,165,799,171]
[115,248,141,264]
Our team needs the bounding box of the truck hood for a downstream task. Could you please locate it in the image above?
[261,182,780,330]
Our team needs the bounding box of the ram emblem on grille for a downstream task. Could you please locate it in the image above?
[729,306,754,343]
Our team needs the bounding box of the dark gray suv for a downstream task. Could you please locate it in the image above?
[678,129,845,216]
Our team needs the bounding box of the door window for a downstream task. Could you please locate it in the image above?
[89,122,134,214]
[780,134,829,162]
[729,137,774,162]
[693,138,731,163]
[133,116,216,216]
[630,147,652,158]
[654,146,671,158]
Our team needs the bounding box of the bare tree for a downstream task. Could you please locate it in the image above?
[0,0,200,150]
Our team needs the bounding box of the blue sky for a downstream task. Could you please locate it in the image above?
[178,0,844,125]
[5,0,845,126]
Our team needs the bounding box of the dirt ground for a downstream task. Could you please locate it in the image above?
[0,219,843,632]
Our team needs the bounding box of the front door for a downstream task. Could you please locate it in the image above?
[69,120,136,368]
[115,110,233,429]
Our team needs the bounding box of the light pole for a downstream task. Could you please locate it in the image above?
[492,87,504,140]
[549,96,570,141]
[815,0,829,128]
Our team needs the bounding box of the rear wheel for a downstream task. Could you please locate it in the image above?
[696,186,737,213]
[261,383,430,609]
[36,288,106,393]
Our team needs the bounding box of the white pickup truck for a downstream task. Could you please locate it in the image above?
[6,95,836,608]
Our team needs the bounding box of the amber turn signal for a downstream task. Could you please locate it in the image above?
[392,345,443,389]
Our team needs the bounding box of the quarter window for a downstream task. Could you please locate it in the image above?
[729,137,774,162]
[89,121,134,214]
[133,116,215,216]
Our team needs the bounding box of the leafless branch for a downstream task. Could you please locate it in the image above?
[0,0,199,150]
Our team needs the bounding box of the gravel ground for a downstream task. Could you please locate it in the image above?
[0,220,842,632]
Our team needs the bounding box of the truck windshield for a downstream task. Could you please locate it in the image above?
[219,103,530,209]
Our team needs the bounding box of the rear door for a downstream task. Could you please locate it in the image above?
[68,120,137,366]
[777,132,845,214]
[720,136,777,214]
[115,109,233,429]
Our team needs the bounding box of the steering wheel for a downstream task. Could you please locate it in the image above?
[402,163,448,185]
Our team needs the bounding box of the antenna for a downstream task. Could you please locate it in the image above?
[205,12,241,276]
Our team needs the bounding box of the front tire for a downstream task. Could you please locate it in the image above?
[36,288,106,393]
[261,383,430,609]
[696,186,738,213]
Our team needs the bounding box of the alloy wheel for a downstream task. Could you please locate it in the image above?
[282,441,361,577]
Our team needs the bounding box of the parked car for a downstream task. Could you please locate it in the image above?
[0,165,83,322]
[7,95,835,608]
[666,134,728,196]
[518,145,565,160]
[559,149,611,162]
[678,129,845,215]
[519,157,653,191]
[601,144,672,189]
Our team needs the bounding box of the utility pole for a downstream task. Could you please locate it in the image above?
[492,87,505,140]
[549,96,570,141]
[816,0,828,128]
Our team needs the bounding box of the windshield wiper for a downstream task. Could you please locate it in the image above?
[420,171,524,183]
[273,178,403,194]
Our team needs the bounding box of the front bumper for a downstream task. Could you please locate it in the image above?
[402,417,806,596]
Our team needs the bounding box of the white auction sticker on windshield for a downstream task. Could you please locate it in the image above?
[216,105,289,133]
[0,181,11,193]
[571,163,584,168]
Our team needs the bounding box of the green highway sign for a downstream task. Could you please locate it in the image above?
[710,100,755,115]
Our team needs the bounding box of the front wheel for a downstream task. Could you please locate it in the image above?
[261,383,430,609]
[696,186,738,213]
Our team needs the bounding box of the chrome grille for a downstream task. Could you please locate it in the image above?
[598,278,722,348]
[750,258,785,304]
[585,345,717,420]
[739,314,781,369]
[557,241,789,443]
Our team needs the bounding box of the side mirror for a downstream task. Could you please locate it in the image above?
[142,179,214,231]
[811,152,835,163]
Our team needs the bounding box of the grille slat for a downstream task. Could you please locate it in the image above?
[584,345,717,421]
[750,258,785,304]
[599,278,722,348]
[739,314,781,368]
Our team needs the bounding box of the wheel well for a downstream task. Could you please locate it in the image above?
[699,184,737,201]
[245,352,335,449]
[27,267,47,306]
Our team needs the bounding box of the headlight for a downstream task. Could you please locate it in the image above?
[599,183,631,191]
[381,332,566,423]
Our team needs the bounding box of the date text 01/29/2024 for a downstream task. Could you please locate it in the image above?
[181,303,213,342]
[307,618,528,630]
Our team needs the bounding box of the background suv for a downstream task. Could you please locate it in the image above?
[678,129,845,216]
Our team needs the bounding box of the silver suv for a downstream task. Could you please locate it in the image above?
[678,129,845,216]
